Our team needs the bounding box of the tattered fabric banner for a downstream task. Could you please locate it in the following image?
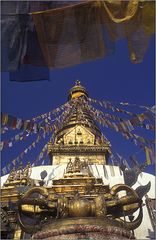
[31,0,155,66]
[1,1,60,81]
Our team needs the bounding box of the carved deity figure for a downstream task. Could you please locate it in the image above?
[74,157,81,172]
[66,158,73,173]
[81,160,93,177]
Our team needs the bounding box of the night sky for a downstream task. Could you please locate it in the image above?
[1,36,155,175]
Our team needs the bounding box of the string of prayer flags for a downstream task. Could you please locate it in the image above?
[1,131,32,150]
[2,167,7,175]
[88,98,155,130]
[116,153,130,170]
[1,116,60,152]
[87,103,122,122]
[109,153,118,166]
[86,103,154,153]
[2,93,154,176]
[89,98,151,112]
[86,100,154,131]
[2,134,44,175]
[151,105,156,114]
[32,99,74,121]
[33,143,49,167]
[88,98,137,117]
[1,113,39,132]
[1,112,67,135]
[109,154,123,176]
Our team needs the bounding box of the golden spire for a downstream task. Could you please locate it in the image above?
[48,81,111,165]
[68,80,89,100]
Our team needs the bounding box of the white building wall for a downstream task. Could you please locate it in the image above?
[133,173,155,239]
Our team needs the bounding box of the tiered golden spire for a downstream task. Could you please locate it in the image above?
[48,81,111,165]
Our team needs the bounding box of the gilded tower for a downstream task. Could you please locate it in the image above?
[48,81,111,165]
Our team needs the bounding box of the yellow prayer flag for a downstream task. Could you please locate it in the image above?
[2,114,8,125]
[138,114,145,122]
[142,1,155,35]
[145,147,151,165]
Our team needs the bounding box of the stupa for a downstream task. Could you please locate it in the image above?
[1,82,155,240]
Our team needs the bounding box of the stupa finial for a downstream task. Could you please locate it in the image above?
[75,80,81,86]
[68,81,88,100]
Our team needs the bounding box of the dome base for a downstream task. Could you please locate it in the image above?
[32,218,135,239]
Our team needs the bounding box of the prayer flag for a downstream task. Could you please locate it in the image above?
[24,149,28,154]
[148,148,155,165]
[130,154,138,167]
[2,167,7,175]
[0,142,4,151]
[9,142,13,148]
[7,163,11,170]
[2,114,8,125]
[12,159,16,166]
[145,147,151,165]
[16,119,23,129]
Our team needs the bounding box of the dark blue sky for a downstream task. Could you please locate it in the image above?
[1,36,155,175]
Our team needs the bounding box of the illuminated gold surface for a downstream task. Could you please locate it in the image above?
[13,229,22,240]
[71,92,86,99]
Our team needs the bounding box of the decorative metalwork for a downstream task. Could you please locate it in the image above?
[15,157,143,236]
